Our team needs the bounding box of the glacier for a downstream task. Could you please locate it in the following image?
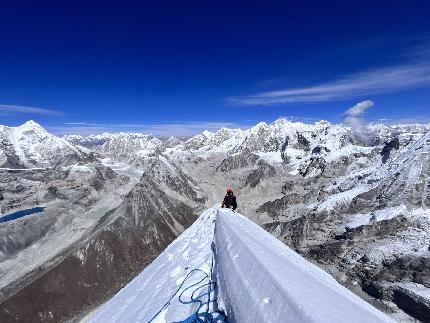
[90,208,394,323]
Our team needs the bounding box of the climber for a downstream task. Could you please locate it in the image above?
[221,188,237,211]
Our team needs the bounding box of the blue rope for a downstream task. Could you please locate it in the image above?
[147,269,207,322]
[148,253,227,323]
[175,252,227,323]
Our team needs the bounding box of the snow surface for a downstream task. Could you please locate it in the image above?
[396,282,430,301]
[215,210,393,323]
[90,208,217,322]
[343,205,408,230]
[315,185,375,212]
[91,208,394,323]
[100,158,144,179]
[257,151,283,164]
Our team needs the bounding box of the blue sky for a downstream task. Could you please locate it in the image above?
[0,1,430,136]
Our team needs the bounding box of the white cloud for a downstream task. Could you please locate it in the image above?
[228,47,430,105]
[51,121,252,136]
[0,104,64,116]
[344,100,375,144]
[345,100,374,117]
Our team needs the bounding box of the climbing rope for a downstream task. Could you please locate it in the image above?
[175,251,227,323]
[148,242,227,323]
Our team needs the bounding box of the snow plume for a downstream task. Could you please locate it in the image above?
[344,100,377,144]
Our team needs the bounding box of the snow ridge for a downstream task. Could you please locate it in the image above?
[91,208,394,323]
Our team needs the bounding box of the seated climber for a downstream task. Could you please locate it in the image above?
[221,188,237,211]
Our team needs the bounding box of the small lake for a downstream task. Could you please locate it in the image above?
[0,207,45,223]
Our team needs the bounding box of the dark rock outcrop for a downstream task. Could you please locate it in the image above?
[216,150,259,172]
[245,160,276,188]
[392,286,430,322]
[381,138,400,163]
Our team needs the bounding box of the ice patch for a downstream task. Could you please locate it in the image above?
[343,205,408,230]
[257,151,283,164]
[317,185,374,212]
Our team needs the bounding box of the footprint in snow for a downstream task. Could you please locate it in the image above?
[182,249,190,260]
[262,298,272,304]
[170,265,181,278]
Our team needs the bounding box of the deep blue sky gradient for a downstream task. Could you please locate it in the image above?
[1,1,430,135]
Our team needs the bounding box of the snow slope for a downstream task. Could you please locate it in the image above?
[91,208,393,323]
[90,208,217,322]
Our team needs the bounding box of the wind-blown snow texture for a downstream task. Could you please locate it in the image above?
[91,208,393,323]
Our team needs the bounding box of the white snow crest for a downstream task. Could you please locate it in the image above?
[91,208,394,323]
[215,210,394,323]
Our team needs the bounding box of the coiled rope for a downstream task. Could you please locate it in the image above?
[148,242,227,323]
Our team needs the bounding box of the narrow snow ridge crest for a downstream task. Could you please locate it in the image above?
[90,208,394,323]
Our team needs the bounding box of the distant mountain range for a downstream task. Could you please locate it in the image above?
[1,119,429,322]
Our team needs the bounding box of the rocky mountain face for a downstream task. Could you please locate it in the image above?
[0,122,205,323]
[1,119,430,322]
[0,163,204,323]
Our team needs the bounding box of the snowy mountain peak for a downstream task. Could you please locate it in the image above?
[314,119,333,127]
[17,120,46,133]
[250,121,269,131]
[200,130,212,137]
[0,120,88,168]
[270,117,303,128]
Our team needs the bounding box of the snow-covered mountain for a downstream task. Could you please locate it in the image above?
[0,120,89,168]
[65,132,172,151]
[1,118,430,322]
